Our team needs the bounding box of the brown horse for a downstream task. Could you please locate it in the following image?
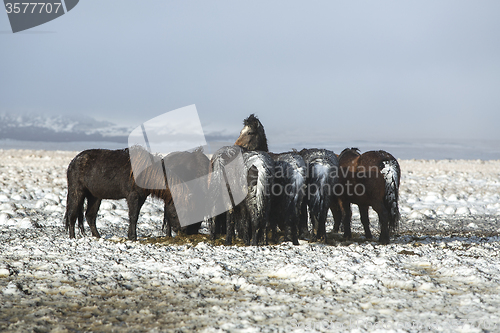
[331,148,401,244]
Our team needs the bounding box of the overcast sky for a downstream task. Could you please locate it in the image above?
[1,1,499,146]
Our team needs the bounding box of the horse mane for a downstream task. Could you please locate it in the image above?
[191,146,204,154]
[338,147,360,160]
[243,114,260,128]
[128,145,160,181]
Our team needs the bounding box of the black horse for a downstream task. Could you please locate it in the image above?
[298,148,339,242]
[64,146,186,241]
[268,151,306,245]
[331,148,400,244]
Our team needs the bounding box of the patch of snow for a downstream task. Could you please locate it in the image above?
[0,150,500,332]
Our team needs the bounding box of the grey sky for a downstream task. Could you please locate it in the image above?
[1,1,499,146]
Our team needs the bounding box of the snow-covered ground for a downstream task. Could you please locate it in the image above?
[1,149,500,332]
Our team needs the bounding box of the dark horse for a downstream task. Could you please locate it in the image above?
[268,151,306,245]
[208,145,274,245]
[162,147,210,236]
[235,115,336,243]
[331,148,401,244]
[64,146,189,241]
[298,148,339,242]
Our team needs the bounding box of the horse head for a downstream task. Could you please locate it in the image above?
[235,114,269,152]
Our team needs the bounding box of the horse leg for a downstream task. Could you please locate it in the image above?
[210,213,224,241]
[85,195,102,238]
[269,212,278,244]
[317,205,328,242]
[252,205,267,246]
[251,214,263,246]
[239,205,251,246]
[225,208,235,246]
[282,211,293,243]
[358,205,373,239]
[310,209,320,242]
[126,192,147,241]
[341,201,352,239]
[331,198,343,233]
[290,213,300,246]
[298,201,309,239]
[373,203,390,244]
[209,216,217,241]
[184,222,201,235]
[263,205,271,246]
[162,202,172,237]
[77,208,85,236]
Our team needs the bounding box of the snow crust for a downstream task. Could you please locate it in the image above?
[1,150,500,332]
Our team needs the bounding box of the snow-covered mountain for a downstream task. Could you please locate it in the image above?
[0,113,131,143]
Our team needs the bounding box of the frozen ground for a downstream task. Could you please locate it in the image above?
[1,149,500,332]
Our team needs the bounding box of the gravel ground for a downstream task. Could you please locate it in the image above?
[1,149,500,332]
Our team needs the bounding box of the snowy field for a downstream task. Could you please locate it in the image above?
[1,149,500,332]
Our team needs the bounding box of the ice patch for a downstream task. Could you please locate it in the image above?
[444,206,456,215]
[3,282,21,296]
[0,268,10,277]
[456,207,470,215]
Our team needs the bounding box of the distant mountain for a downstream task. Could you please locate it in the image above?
[0,113,239,145]
[0,114,131,143]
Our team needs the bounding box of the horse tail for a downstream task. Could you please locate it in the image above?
[64,187,85,235]
[380,159,401,232]
[208,150,235,217]
[309,161,333,223]
[63,208,84,233]
[243,151,273,219]
[243,151,273,244]
[77,207,85,234]
[288,155,307,210]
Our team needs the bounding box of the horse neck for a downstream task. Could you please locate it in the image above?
[246,129,269,152]
[257,136,269,152]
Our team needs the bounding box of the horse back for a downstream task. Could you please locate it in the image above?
[67,149,139,200]
[338,151,393,203]
[164,149,210,182]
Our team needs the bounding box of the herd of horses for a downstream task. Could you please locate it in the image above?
[64,114,401,245]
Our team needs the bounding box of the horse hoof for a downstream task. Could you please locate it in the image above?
[379,238,390,245]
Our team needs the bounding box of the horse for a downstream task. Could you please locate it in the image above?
[161,147,210,236]
[235,114,307,244]
[298,148,340,242]
[208,145,274,245]
[268,151,306,245]
[64,146,187,241]
[331,148,400,244]
[235,114,338,243]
